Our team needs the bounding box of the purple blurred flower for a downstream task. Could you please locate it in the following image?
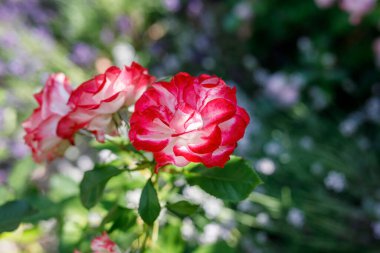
[10,141,30,159]
[0,169,8,184]
[233,2,253,20]
[163,0,181,12]
[31,27,55,50]
[365,97,380,124]
[70,43,97,67]
[8,58,27,76]
[324,171,346,192]
[117,15,132,34]
[339,112,364,136]
[262,72,304,107]
[187,0,203,17]
[100,28,115,45]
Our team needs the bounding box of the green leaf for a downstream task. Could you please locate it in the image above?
[0,200,37,233]
[80,165,123,209]
[185,156,263,202]
[138,179,161,225]
[101,206,137,233]
[167,200,199,218]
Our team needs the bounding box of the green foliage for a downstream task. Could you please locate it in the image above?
[185,156,262,202]
[80,165,123,209]
[138,179,161,225]
[0,200,37,233]
[167,200,199,218]
[101,206,137,233]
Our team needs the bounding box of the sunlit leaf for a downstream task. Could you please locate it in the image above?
[80,165,123,209]
[185,156,262,202]
[167,200,199,218]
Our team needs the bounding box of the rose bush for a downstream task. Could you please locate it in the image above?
[129,72,250,170]
[17,62,260,253]
[58,62,155,142]
[22,73,73,162]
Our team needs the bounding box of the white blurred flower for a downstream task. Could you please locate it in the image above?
[256,212,270,226]
[174,177,186,187]
[199,223,231,244]
[233,2,253,20]
[237,200,255,212]
[77,155,94,171]
[112,43,136,66]
[339,112,364,136]
[203,197,224,219]
[263,72,304,107]
[88,211,102,227]
[372,221,380,239]
[56,160,83,182]
[324,171,346,192]
[287,208,305,228]
[98,149,118,163]
[181,218,197,241]
[256,158,276,175]
[183,185,208,204]
[365,97,380,124]
[183,185,224,219]
[125,189,142,209]
[0,240,20,253]
[64,146,80,161]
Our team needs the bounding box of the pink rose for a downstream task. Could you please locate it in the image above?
[58,62,155,142]
[22,73,73,162]
[340,0,376,25]
[314,0,335,8]
[91,232,119,253]
[129,73,250,170]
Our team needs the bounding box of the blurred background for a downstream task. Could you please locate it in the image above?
[0,0,380,252]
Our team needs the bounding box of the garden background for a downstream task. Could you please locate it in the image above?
[0,0,380,252]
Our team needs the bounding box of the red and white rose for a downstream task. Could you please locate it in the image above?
[57,62,155,142]
[91,232,120,253]
[129,72,250,170]
[22,73,73,162]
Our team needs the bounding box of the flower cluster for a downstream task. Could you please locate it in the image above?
[23,62,250,170]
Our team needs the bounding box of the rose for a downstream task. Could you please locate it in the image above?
[74,232,120,253]
[129,72,250,170]
[91,232,120,253]
[22,73,73,162]
[58,62,155,142]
